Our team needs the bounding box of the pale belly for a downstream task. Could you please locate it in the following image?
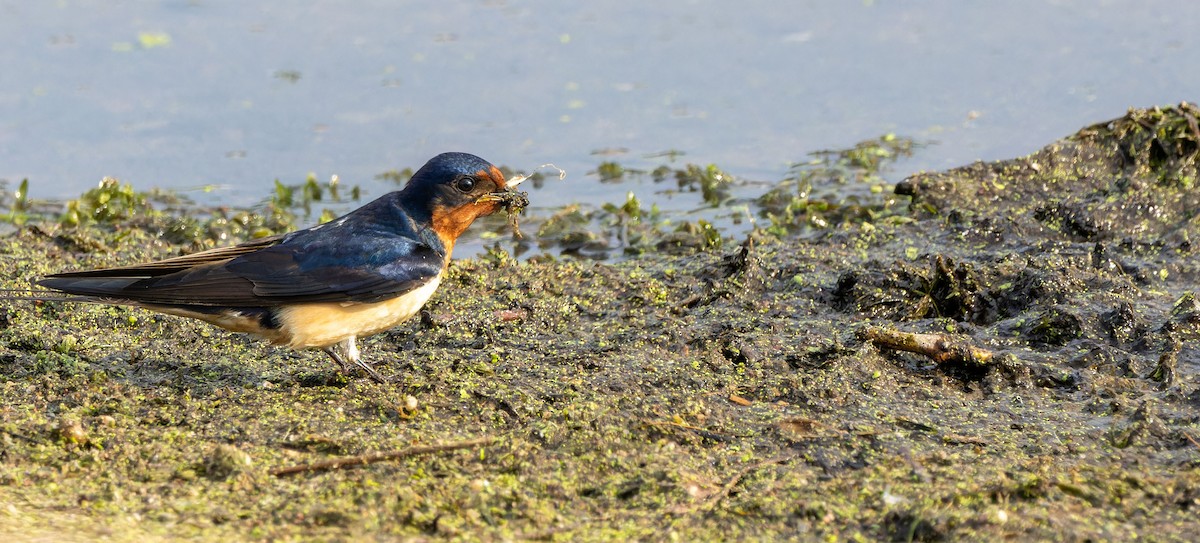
[275,277,442,349]
[150,276,442,350]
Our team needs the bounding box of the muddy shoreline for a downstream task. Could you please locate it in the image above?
[2,105,1198,541]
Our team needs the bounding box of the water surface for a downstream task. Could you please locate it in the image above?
[0,1,1195,250]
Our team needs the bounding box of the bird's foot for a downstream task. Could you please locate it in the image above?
[350,359,388,383]
[322,337,388,383]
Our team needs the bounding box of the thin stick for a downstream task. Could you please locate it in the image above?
[270,436,495,476]
[677,452,799,514]
[861,326,993,365]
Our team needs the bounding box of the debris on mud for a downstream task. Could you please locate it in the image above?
[2,104,1199,541]
[860,326,993,366]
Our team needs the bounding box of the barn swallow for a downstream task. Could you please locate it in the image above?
[35,152,529,382]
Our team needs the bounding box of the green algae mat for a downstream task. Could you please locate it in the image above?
[2,105,1199,541]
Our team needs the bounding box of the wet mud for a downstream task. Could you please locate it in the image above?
[1,105,1199,541]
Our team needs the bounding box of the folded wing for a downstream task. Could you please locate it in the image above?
[38,230,444,306]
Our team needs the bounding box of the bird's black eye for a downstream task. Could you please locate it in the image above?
[454,176,477,193]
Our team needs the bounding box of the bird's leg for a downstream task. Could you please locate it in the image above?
[321,345,351,372]
[322,336,387,383]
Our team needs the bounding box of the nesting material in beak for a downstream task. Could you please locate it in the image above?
[506,163,566,189]
[476,163,565,239]
[476,190,530,210]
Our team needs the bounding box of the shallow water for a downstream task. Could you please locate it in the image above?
[1,1,1197,238]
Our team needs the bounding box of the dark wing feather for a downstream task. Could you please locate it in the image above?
[223,233,444,303]
[41,234,288,278]
[38,229,444,306]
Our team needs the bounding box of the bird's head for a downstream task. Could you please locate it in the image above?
[399,152,526,252]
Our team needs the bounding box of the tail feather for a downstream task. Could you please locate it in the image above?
[36,276,144,299]
[0,288,105,303]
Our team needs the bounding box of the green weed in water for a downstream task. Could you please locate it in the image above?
[6,174,359,247]
[376,168,414,184]
[3,178,30,225]
[675,164,732,205]
[596,161,625,182]
[757,134,915,235]
[60,177,158,227]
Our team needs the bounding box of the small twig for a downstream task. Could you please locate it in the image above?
[472,391,522,421]
[702,452,799,511]
[1,426,39,444]
[676,293,703,309]
[677,452,799,514]
[861,326,993,365]
[942,433,989,446]
[898,446,932,484]
[1185,432,1200,451]
[270,436,495,476]
[1182,109,1200,142]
